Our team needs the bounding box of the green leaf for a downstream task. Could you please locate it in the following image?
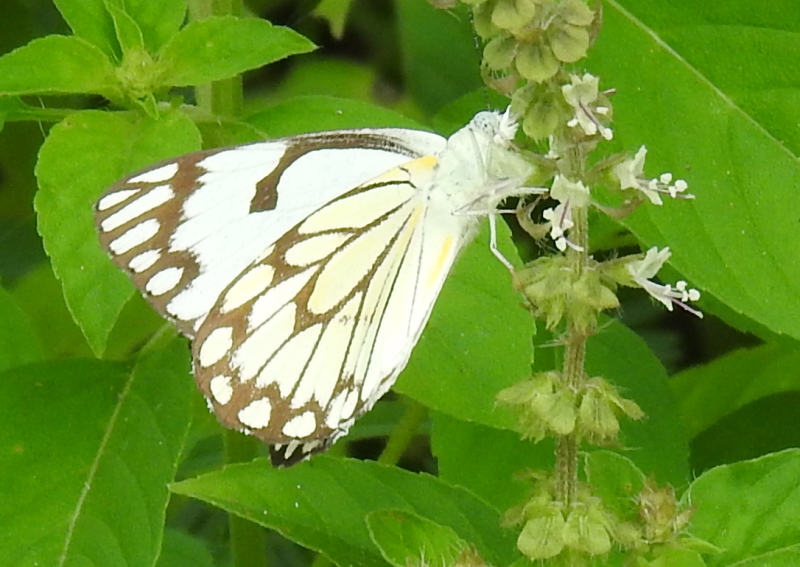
[34,109,201,356]
[170,457,520,567]
[671,343,800,439]
[0,284,44,373]
[53,0,119,57]
[158,16,315,87]
[115,0,186,53]
[394,221,532,432]
[395,0,481,114]
[687,449,800,566]
[366,509,477,567]
[0,338,193,566]
[247,95,426,137]
[105,1,146,55]
[585,451,646,520]
[0,35,119,97]
[590,3,800,340]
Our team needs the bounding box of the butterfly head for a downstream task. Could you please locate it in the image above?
[467,107,519,147]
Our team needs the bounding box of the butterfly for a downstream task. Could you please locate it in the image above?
[94,108,533,466]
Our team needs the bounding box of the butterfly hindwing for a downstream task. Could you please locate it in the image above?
[95,128,447,337]
[192,154,473,464]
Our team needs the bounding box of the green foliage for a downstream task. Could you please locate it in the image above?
[0,0,798,566]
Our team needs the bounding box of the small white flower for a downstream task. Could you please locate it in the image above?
[550,175,590,208]
[627,247,702,317]
[613,146,692,205]
[562,73,613,140]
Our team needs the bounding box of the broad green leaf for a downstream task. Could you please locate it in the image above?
[247,95,426,137]
[158,17,315,87]
[432,414,554,511]
[395,0,481,114]
[0,285,44,373]
[395,221,531,430]
[0,338,193,567]
[589,2,800,340]
[0,35,119,97]
[671,343,800,439]
[367,510,479,567]
[687,449,800,566]
[34,109,201,356]
[53,0,119,57]
[170,457,520,567]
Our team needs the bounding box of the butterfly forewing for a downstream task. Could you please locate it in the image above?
[95,129,446,337]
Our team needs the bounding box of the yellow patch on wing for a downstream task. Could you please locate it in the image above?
[427,235,454,290]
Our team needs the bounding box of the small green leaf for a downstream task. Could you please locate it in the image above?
[585,451,646,520]
[0,35,119,97]
[170,457,519,567]
[105,1,146,55]
[158,16,315,87]
[34,109,201,356]
[0,285,44,373]
[367,509,477,567]
[53,0,119,57]
[687,449,800,565]
[118,0,187,53]
[0,338,193,566]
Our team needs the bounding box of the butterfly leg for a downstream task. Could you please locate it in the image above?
[489,214,515,271]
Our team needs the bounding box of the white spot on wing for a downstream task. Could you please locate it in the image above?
[233,303,296,381]
[293,295,360,409]
[100,185,174,232]
[308,203,416,314]
[325,390,348,429]
[209,374,233,405]
[284,233,350,267]
[97,188,141,211]
[342,389,359,420]
[128,249,161,273]
[248,268,314,332]
[298,176,415,234]
[256,324,323,396]
[199,326,233,368]
[221,264,275,313]
[238,398,272,429]
[108,219,160,255]
[145,266,184,296]
[129,163,179,183]
[282,411,316,438]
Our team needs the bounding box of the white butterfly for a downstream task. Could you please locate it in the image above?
[95,108,533,465]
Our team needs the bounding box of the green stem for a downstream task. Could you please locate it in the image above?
[554,176,590,508]
[224,431,267,567]
[378,397,428,466]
